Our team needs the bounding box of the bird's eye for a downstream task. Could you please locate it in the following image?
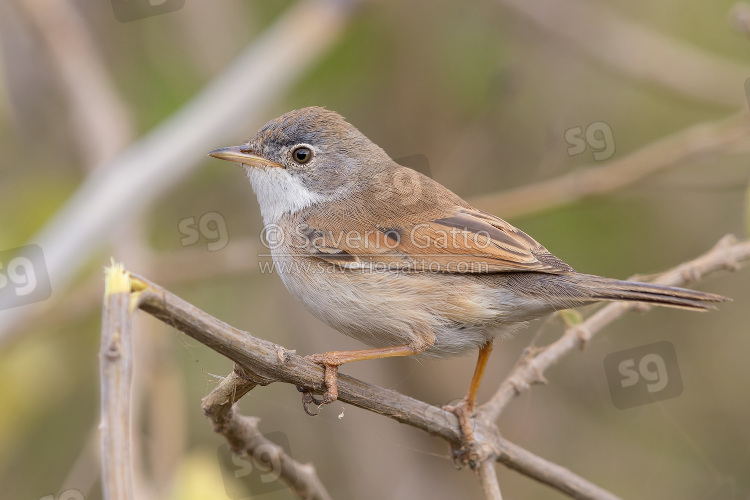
[291,146,313,164]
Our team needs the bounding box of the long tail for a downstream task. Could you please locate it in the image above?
[574,273,729,310]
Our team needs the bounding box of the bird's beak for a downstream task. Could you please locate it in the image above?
[208,146,283,168]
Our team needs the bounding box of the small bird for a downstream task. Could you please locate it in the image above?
[209,107,727,422]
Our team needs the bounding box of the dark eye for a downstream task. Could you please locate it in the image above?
[292,146,313,164]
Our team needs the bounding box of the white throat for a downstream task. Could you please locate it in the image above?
[245,166,325,225]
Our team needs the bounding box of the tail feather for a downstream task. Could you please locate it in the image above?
[580,274,729,311]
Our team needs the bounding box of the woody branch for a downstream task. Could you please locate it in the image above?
[96,234,750,500]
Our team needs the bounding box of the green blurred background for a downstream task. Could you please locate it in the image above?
[0,0,749,499]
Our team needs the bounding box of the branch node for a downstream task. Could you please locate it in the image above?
[104,340,122,361]
[276,345,294,364]
[573,326,591,350]
[510,377,529,395]
[532,368,548,386]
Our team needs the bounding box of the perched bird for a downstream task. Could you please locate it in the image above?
[209,107,727,423]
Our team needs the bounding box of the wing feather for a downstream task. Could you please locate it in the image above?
[299,205,573,274]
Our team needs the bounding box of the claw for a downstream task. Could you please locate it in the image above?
[297,386,324,416]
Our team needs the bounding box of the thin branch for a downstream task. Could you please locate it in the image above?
[499,0,750,107]
[116,234,748,499]
[201,366,333,500]
[130,272,617,498]
[99,263,136,500]
[481,235,750,421]
[478,461,503,500]
[470,112,750,218]
[492,436,621,500]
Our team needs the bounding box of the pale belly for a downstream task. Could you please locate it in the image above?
[271,253,554,358]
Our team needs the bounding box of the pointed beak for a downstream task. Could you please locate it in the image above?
[208,146,283,168]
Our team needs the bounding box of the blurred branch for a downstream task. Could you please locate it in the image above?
[730,2,750,38]
[471,112,750,218]
[0,0,364,347]
[114,234,748,499]
[61,427,101,499]
[478,461,503,500]
[14,0,134,167]
[15,3,185,498]
[99,264,136,500]
[201,366,333,500]
[499,0,750,107]
[481,235,750,421]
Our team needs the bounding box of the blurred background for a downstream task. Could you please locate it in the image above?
[1,0,749,498]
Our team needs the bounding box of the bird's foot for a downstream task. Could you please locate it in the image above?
[443,399,481,469]
[302,353,342,413]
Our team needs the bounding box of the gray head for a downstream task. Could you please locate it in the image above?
[209,107,393,224]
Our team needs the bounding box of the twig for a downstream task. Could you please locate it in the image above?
[493,437,620,500]
[471,112,750,218]
[130,271,616,497]
[478,461,503,500]
[499,0,750,107]
[99,263,136,500]
[481,235,750,421]
[115,235,748,498]
[201,366,333,500]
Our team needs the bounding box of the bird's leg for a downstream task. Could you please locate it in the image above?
[305,344,425,409]
[445,340,494,463]
[462,339,495,414]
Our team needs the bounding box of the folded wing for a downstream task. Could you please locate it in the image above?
[301,205,575,274]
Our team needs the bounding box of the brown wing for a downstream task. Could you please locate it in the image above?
[299,205,574,274]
